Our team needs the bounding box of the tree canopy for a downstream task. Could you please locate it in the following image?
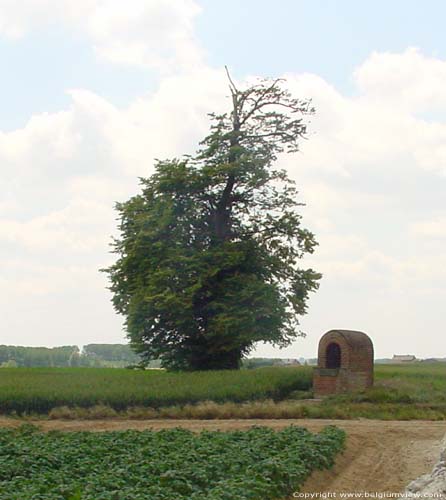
[104,74,321,370]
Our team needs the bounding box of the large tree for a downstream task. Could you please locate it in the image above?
[104,74,321,370]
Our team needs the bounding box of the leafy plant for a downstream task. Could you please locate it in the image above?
[0,425,345,499]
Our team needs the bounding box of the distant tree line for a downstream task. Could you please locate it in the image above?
[0,344,149,368]
[0,346,310,369]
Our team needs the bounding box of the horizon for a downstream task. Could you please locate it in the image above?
[0,341,442,361]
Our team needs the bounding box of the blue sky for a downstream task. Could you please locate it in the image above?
[1,0,446,359]
[198,0,446,85]
[4,0,446,130]
[0,28,156,130]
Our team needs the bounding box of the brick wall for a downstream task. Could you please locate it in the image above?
[314,368,372,397]
[313,330,374,397]
[313,368,339,396]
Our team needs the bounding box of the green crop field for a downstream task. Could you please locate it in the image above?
[0,363,445,419]
[0,424,345,500]
[295,362,446,421]
[0,366,312,414]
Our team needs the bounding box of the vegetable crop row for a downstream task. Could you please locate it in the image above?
[0,424,345,499]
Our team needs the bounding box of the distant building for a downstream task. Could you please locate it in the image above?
[392,354,417,363]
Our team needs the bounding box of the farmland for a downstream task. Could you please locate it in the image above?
[0,366,312,414]
[0,363,445,498]
[0,363,445,419]
[0,424,345,500]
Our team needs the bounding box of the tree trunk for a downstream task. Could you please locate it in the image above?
[189,347,242,371]
[213,88,240,242]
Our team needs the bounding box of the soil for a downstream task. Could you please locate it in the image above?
[1,417,444,494]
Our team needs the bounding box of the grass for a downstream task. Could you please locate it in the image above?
[0,424,345,499]
[316,362,446,420]
[1,363,445,420]
[0,366,312,414]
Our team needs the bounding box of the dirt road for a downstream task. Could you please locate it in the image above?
[1,417,444,493]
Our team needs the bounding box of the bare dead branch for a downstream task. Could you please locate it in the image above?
[225,66,238,95]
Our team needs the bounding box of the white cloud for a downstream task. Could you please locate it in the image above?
[0,199,114,253]
[282,50,446,177]
[0,0,203,70]
[87,0,203,69]
[0,67,227,201]
[411,215,446,238]
[0,0,97,39]
[354,48,446,112]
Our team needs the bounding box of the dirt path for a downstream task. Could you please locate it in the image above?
[1,418,444,493]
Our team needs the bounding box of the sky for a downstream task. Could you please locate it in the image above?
[1,0,446,359]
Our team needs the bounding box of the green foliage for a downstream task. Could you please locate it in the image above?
[103,77,321,370]
[0,425,345,499]
[82,344,144,367]
[0,366,312,414]
[0,344,145,368]
[0,345,80,368]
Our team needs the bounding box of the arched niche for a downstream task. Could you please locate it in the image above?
[326,342,341,369]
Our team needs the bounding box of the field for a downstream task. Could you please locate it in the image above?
[0,364,445,498]
[0,363,445,419]
[310,362,446,420]
[0,366,312,414]
[0,424,345,500]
